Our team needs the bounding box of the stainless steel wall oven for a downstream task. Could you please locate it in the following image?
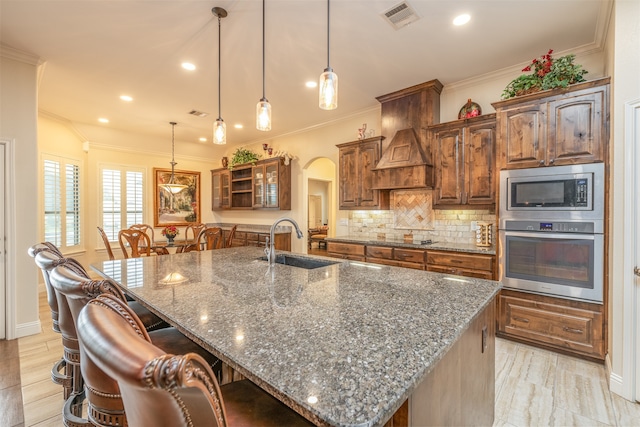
[498,164,605,303]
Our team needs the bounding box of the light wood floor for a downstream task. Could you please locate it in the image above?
[4,288,640,427]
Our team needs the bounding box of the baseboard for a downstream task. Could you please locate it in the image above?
[16,319,41,338]
[607,351,627,398]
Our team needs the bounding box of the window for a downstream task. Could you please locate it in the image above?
[43,155,81,251]
[100,165,145,241]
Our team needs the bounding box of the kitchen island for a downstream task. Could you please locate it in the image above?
[91,246,500,427]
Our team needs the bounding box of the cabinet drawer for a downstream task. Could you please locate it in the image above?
[427,251,493,272]
[327,242,365,256]
[498,292,604,359]
[396,261,424,270]
[427,265,493,279]
[366,245,393,259]
[367,257,398,267]
[394,248,426,264]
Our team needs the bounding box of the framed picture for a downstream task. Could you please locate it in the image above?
[154,168,201,227]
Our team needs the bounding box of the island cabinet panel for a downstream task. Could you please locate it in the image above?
[337,137,390,210]
[428,114,496,209]
[426,250,495,280]
[497,289,605,360]
[493,77,610,170]
[410,300,495,426]
[327,241,365,261]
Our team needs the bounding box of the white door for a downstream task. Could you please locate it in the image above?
[0,142,6,339]
[308,195,321,228]
[633,102,640,401]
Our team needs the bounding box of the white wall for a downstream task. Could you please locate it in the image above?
[0,46,40,337]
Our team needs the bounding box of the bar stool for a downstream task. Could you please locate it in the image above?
[77,294,313,427]
[50,265,222,427]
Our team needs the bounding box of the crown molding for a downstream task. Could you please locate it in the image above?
[0,43,42,66]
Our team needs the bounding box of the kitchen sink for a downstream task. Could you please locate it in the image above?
[258,254,340,270]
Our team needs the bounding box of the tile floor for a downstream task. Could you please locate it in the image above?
[4,289,640,426]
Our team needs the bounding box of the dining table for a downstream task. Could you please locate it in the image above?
[90,246,500,427]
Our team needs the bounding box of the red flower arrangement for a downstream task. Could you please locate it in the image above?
[522,49,554,78]
[162,225,179,238]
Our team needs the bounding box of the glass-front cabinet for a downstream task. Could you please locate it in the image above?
[211,157,290,211]
[253,161,279,208]
[211,169,230,209]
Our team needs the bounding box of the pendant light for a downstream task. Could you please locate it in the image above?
[319,0,338,110]
[256,0,271,131]
[212,7,228,145]
[159,122,188,194]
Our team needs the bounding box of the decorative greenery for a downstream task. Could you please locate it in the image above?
[162,225,179,238]
[229,147,261,170]
[502,49,588,99]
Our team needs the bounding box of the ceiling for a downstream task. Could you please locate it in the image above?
[1,0,607,153]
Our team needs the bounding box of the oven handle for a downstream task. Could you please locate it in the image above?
[499,230,597,241]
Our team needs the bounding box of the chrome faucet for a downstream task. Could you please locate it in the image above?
[265,217,304,266]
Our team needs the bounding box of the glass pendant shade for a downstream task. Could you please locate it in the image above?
[319,67,338,110]
[213,118,226,145]
[256,98,271,131]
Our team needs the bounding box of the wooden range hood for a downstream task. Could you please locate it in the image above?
[371,128,434,189]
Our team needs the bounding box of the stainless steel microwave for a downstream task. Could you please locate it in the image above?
[499,163,605,224]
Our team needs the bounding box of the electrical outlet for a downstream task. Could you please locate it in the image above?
[471,221,478,230]
[339,218,348,226]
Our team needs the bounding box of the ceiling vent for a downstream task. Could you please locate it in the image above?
[382,1,420,30]
[188,110,209,118]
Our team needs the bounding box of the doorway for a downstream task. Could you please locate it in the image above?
[0,141,7,339]
[306,158,336,255]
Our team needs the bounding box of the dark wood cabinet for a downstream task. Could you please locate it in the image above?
[211,157,290,210]
[426,250,495,279]
[211,169,230,209]
[497,289,604,360]
[337,137,390,210]
[493,77,610,170]
[224,229,290,251]
[326,241,365,261]
[428,115,496,209]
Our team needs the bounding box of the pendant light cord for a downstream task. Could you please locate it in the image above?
[262,0,266,100]
[217,14,222,120]
[326,0,330,69]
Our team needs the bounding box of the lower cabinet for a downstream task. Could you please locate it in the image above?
[497,289,605,360]
[426,250,495,279]
[326,242,365,261]
[224,230,291,251]
[327,242,495,279]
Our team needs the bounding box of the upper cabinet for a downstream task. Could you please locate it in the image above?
[211,157,290,210]
[337,136,390,210]
[427,114,496,209]
[492,77,610,170]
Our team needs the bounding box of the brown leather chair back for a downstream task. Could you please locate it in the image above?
[50,265,132,427]
[97,226,116,260]
[225,225,237,248]
[118,228,151,258]
[29,242,64,332]
[77,294,228,427]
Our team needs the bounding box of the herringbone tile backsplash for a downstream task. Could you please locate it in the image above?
[347,190,496,245]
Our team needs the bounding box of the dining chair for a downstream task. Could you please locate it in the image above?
[118,228,152,258]
[129,223,169,255]
[184,223,206,243]
[77,294,313,427]
[97,226,116,260]
[51,268,222,427]
[184,227,223,252]
[225,224,238,248]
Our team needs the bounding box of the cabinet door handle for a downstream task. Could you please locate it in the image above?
[450,259,463,264]
[539,160,545,165]
[563,326,584,334]
[513,316,529,323]
[634,266,640,277]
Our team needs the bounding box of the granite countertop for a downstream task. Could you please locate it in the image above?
[91,247,500,427]
[325,235,496,255]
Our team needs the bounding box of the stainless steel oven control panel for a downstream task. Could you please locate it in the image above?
[503,220,598,233]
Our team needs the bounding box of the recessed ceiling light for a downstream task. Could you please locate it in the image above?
[306,81,318,88]
[120,95,133,102]
[199,137,207,142]
[182,62,196,71]
[98,118,109,123]
[234,124,243,129]
[453,14,471,26]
